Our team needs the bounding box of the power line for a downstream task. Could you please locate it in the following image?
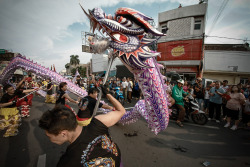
[207,0,229,36]
[206,35,250,41]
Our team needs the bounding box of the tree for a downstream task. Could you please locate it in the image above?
[70,55,80,67]
[65,63,70,69]
[71,68,76,75]
[78,66,86,77]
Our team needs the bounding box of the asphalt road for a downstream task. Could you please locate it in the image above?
[0,94,250,167]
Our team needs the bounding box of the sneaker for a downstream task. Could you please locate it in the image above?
[224,122,230,128]
[208,118,211,121]
[216,120,220,123]
[230,125,237,131]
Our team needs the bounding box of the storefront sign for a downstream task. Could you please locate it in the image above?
[157,39,203,61]
[166,66,197,72]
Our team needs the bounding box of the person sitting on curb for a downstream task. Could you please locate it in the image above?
[39,85,126,167]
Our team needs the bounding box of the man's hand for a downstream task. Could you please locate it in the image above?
[101,84,109,96]
[12,100,17,106]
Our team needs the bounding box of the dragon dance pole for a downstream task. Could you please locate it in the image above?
[92,53,115,117]
[16,81,52,102]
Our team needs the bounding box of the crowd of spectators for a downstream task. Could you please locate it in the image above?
[166,77,250,130]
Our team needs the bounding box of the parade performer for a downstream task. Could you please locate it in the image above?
[39,85,125,167]
[77,88,114,126]
[16,77,36,117]
[0,84,35,137]
[45,79,56,104]
[56,82,79,111]
[0,85,20,137]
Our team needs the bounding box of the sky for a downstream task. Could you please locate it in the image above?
[0,0,250,72]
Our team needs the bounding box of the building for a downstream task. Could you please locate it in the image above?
[91,53,123,77]
[0,49,15,74]
[157,3,207,81]
[65,63,91,77]
[0,50,25,81]
[203,44,250,85]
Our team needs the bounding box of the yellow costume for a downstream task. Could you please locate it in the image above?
[45,94,56,103]
[0,107,21,137]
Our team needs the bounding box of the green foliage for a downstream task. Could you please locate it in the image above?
[65,63,70,69]
[71,66,86,77]
[71,68,76,75]
[78,66,86,77]
[70,55,80,66]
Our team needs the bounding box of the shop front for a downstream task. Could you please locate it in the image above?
[165,66,197,81]
[157,39,203,78]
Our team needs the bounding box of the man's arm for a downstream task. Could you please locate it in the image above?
[95,94,125,127]
[16,77,27,88]
[102,104,114,110]
[23,88,37,94]
[208,88,215,96]
[0,101,14,108]
[215,88,225,97]
[63,94,79,104]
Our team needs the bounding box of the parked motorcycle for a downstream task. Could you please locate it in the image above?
[114,87,125,105]
[170,94,208,125]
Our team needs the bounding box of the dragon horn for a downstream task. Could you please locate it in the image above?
[79,3,91,19]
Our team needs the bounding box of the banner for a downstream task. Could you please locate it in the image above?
[157,39,203,61]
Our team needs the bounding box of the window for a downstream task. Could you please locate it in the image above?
[240,78,249,85]
[194,20,201,30]
[161,25,168,34]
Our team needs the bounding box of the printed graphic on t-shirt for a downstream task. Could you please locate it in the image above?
[81,134,118,166]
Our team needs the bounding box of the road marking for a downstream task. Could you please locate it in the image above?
[169,120,220,129]
[37,154,46,167]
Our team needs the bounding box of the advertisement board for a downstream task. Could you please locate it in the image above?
[157,39,203,61]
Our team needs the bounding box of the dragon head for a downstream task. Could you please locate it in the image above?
[80,5,166,68]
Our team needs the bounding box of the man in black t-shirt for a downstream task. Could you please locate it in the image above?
[77,88,114,126]
[193,84,204,109]
[39,85,125,167]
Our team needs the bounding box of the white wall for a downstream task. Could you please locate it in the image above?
[91,54,123,73]
[204,51,250,73]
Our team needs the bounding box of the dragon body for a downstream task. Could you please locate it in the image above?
[0,54,88,98]
[82,7,170,134]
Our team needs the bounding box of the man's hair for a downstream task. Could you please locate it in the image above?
[59,82,67,90]
[88,88,99,95]
[223,80,228,83]
[39,105,77,135]
[3,84,12,92]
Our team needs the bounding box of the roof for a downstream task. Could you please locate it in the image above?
[205,44,250,51]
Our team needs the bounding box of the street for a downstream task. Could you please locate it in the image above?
[0,94,250,167]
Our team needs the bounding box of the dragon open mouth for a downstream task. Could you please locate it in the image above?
[80,5,166,68]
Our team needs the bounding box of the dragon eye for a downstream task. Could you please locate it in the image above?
[117,16,132,27]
